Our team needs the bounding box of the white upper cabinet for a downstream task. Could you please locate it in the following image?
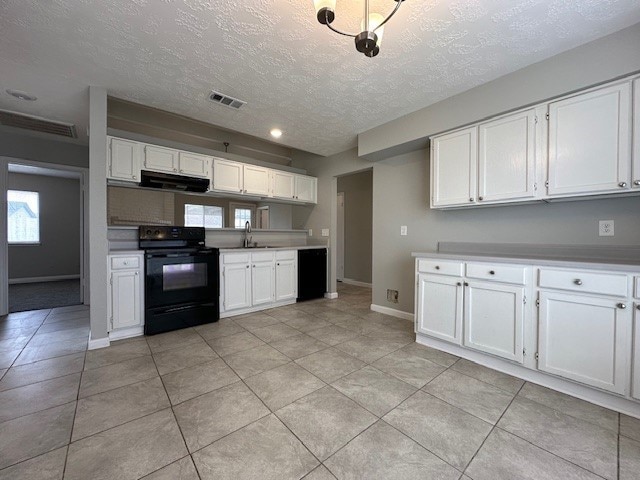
[144,145,179,173]
[431,127,477,207]
[213,158,244,193]
[108,137,141,182]
[243,165,271,196]
[295,175,317,203]
[547,82,631,196]
[633,78,640,189]
[272,171,295,199]
[178,152,210,178]
[478,109,536,203]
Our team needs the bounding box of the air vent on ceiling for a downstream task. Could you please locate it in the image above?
[208,90,246,110]
[0,109,77,138]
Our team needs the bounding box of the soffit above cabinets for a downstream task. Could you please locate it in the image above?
[1,1,640,155]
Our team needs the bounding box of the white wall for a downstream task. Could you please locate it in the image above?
[8,173,80,280]
[0,130,88,168]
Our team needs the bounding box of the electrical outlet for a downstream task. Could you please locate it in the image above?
[321,229,329,237]
[386,289,399,303]
[599,220,614,236]
[400,226,407,236]
[308,229,313,236]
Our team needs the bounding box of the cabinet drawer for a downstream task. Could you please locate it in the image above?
[538,268,628,297]
[635,277,640,299]
[417,259,463,276]
[251,251,275,263]
[110,256,140,270]
[222,253,251,264]
[466,263,527,285]
[276,250,296,261]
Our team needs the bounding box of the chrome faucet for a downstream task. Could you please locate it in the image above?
[243,221,252,248]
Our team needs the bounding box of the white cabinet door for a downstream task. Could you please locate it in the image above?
[213,158,244,193]
[272,171,295,199]
[416,274,463,344]
[431,127,478,207]
[633,78,640,190]
[478,110,536,203]
[251,261,275,306]
[547,82,631,196]
[178,152,210,178]
[108,138,141,182]
[275,259,297,302]
[222,263,252,311]
[144,145,178,173]
[464,281,525,363]
[244,165,271,196]
[538,291,631,394]
[295,175,317,203]
[110,270,142,330]
[633,303,640,400]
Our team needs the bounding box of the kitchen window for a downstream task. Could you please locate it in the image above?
[230,202,256,229]
[8,190,40,244]
[184,204,223,228]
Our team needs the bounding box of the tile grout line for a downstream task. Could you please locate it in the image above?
[62,344,88,478]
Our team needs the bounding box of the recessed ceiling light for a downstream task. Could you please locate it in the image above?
[6,89,37,101]
[270,128,283,138]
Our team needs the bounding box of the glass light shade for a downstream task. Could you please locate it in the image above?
[361,12,384,46]
[314,0,336,14]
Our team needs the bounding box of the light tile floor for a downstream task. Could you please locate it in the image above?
[0,284,638,479]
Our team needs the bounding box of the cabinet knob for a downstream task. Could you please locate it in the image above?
[617,303,626,309]
[173,168,177,172]
[618,182,627,188]
[239,189,243,192]
[435,266,440,270]
[134,272,138,276]
[252,265,255,268]
[479,196,484,201]
[469,198,474,202]
[574,279,582,285]
[634,180,640,186]
[277,263,280,266]
[180,169,183,173]
[246,265,250,269]
[456,282,461,286]
[464,282,469,286]
[489,270,495,275]
[637,305,640,310]
[132,175,136,179]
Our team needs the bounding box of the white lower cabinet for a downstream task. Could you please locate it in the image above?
[108,253,144,336]
[464,280,525,363]
[220,250,298,316]
[633,303,640,400]
[538,291,630,395]
[416,274,463,344]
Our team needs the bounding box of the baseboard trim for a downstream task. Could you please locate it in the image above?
[88,335,110,350]
[324,292,339,299]
[220,299,297,318]
[370,304,414,321]
[9,274,80,285]
[341,278,372,288]
[416,333,640,419]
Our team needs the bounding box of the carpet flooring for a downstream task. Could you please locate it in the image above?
[9,279,81,312]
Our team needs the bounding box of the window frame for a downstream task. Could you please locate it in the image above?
[183,203,224,229]
[229,202,256,229]
[7,189,41,245]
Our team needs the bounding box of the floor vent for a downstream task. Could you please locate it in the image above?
[208,90,246,110]
[0,109,77,138]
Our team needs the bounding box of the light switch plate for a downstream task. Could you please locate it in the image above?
[321,229,329,237]
[400,226,407,236]
[599,220,614,236]
[308,229,313,236]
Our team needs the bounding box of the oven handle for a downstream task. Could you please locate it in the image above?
[158,304,199,314]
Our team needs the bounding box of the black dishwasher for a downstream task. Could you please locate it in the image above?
[297,248,327,301]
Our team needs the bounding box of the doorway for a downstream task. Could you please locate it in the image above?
[0,159,88,314]
[336,169,373,289]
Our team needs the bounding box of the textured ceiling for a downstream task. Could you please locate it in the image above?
[1,0,640,156]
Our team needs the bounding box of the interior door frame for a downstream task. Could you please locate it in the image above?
[336,191,345,281]
[0,156,90,315]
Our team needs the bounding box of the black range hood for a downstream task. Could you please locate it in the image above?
[140,170,209,193]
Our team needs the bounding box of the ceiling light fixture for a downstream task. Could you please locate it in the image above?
[313,0,405,58]
[270,128,283,138]
[6,89,37,101]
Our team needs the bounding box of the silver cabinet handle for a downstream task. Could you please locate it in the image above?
[469,198,474,202]
[132,175,136,179]
[464,282,469,287]
[618,182,627,188]
[479,196,484,201]
[456,282,462,286]
[634,180,640,186]
[617,303,626,309]
[180,169,183,173]
[173,168,177,172]
[574,279,582,285]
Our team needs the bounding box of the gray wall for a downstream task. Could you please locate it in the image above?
[0,130,89,168]
[337,170,372,284]
[8,173,81,280]
[293,24,640,314]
